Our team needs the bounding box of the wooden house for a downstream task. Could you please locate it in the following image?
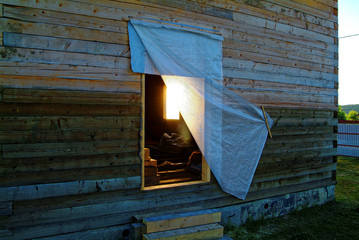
[0,0,338,239]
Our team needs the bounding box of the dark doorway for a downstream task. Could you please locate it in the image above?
[144,74,203,186]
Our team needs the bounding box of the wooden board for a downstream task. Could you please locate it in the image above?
[0,74,141,93]
[0,102,140,116]
[0,164,141,187]
[3,5,128,33]
[143,209,221,234]
[2,88,140,105]
[142,223,223,240]
[0,116,140,131]
[0,176,141,202]
[0,18,128,44]
[4,33,130,57]
[0,46,130,69]
[2,140,139,159]
[0,152,140,174]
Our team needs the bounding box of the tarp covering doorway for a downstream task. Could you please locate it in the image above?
[128,18,273,199]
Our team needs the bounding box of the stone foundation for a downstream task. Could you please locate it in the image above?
[219,185,336,226]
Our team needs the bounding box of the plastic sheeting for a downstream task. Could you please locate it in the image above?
[128,18,273,199]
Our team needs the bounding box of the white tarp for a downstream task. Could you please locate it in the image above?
[128,18,273,199]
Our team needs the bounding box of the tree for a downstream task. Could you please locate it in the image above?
[338,106,347,120]
[347,110,359,121]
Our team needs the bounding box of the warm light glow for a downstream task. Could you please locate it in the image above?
[164,85,180,119]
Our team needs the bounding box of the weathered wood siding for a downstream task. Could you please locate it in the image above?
[0,0,337,239]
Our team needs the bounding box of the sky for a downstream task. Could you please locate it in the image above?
[338,0,359,105]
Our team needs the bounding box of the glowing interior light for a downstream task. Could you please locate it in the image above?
[165,84,180,120]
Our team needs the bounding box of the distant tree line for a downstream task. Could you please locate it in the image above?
[338,106,359,121]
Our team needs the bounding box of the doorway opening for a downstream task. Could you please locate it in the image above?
[143,74,210,188]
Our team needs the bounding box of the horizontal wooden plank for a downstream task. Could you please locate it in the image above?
[0,201,12,216]
[250,178,336,202]
[264,0,337,21]
[0,46,130,69]
[265,133,336,145]
[0,102,140,117]
[2,139,139,158]
[272,117,337,127]
[224,48,334,73]
[314,0,337,8]
[223,58,336,82]
[223,38,335,66]
[224,78,337,97]
[0,116,140,131]
[0,152,140,174]
[253,163,336,183]
[265,108,334,118]
[0,164,141,187]
[0,18,128,44]
[0,0,128,22]
[0,62,139,81]
[251,171,333,192]
[256,155,334,176]
[0,229,13,238]
[261,103,336,112]
[261,148,336,164]
[229,88,334,106]
[32,223,130,240]
[143,0,234,19]
[263,141,333,154]
[0,74,141,93]
[0,176,141,202]
[4,32,130,57]
[11,217,131,240]
[3,5,127,33]
[271,126,334,136]
[2,88,140,105]
[0,128,139,144]
[223,68,335,89]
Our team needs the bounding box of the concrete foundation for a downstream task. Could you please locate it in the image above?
[218,185,336,226]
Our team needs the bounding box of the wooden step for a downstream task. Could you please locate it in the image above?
[143,209,221,233]
[142,223,223,240]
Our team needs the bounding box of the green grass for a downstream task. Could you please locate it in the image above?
[225,156,359,240]
[336,156,359,204]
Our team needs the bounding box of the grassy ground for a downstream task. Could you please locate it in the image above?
[225,156,359,240]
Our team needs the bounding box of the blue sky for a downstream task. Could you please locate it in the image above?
[338,0,359,105]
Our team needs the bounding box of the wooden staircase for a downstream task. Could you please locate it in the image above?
[130,209,232,240]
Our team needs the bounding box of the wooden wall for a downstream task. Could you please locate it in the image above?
[0,0,338,239]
